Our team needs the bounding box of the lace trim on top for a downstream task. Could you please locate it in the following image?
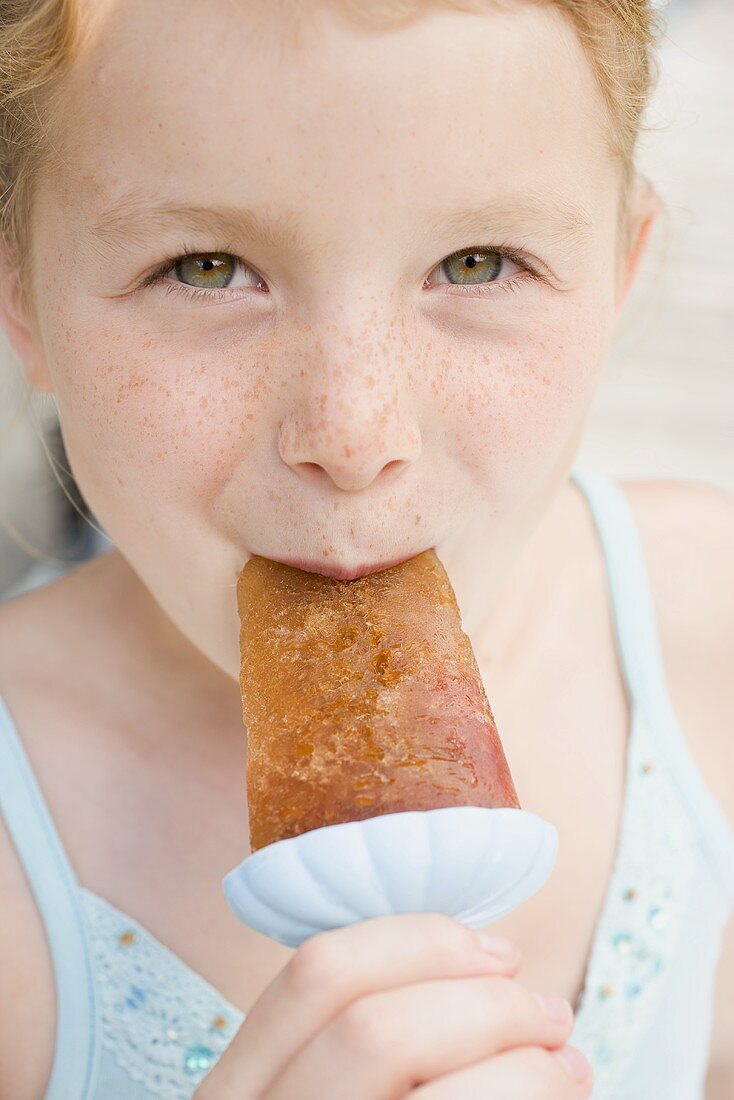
[569,711,702,1097]
[78,887,246,1099]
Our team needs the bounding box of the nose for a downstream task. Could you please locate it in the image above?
[278,376,422,493]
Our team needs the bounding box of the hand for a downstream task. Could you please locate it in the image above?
[193,912,593,1099]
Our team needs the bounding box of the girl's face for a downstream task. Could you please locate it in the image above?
[7,0,653,679]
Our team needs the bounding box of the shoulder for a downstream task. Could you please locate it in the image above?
[0,558,126,1100]
[618,475,733,575]
[617,477,733,664]
[616,478,734,827]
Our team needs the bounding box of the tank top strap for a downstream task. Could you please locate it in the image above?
[570,469,734,903]
[0,691,99,1099]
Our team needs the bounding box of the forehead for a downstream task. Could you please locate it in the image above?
[51,0,612,239]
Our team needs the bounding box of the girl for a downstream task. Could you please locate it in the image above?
[0,1,731,1097]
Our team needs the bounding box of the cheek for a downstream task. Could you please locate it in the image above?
[443,296,614,475]
[46,318,275,515]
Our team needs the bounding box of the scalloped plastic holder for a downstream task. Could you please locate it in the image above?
[223,805,558,948]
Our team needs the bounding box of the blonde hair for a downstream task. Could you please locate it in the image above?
[1,0,664,316]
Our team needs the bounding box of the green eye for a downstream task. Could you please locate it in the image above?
[442,249,503,285]
[174,253,236,289]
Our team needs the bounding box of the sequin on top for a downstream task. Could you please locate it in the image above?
[1,471,733,1099]
[79,888,245,1097]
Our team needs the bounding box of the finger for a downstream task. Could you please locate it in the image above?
[266,977,572,1100]
[411,1042,594,1099]
[195,913,520,1099]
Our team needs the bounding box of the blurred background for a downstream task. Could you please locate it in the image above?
[0,0,732,603]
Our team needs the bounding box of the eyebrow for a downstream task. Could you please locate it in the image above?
[87,192,319,264]
[416,193,594,252]
[86,187,594,262]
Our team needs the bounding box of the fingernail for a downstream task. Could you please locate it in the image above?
[554,1044,592,1083]
[532,991,572,1024]
[476,932,518,962]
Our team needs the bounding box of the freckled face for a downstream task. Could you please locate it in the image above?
[28,0,621,677]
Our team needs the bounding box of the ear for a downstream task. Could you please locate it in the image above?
[615,175,662,314]
[0,244,55,394]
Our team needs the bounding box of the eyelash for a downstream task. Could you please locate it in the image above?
[138,242,543,304]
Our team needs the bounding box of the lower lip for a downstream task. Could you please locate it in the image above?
[266,553,425,581]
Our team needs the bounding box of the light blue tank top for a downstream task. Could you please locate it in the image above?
[0,471,733,1099]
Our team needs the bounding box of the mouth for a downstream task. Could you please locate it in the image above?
[264,552,427,581]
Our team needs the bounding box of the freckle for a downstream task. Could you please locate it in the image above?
[414,514,421,525]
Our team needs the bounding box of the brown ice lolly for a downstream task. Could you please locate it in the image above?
[237,549,520,852]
